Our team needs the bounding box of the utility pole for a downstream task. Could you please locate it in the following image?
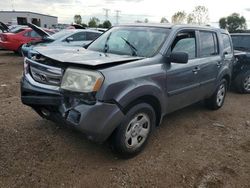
[103,8,110,21]
[115,10,121,25]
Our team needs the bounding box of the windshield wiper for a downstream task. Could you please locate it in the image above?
[121,37,138,56]
[104,32,112,53]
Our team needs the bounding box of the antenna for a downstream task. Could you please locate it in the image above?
[115,10,121,25]
[103,8,110,21]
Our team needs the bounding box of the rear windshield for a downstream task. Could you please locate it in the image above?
[231,35,250,52]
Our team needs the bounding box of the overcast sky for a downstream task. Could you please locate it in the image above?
[1,0,250,26]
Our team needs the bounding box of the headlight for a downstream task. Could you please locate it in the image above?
[60,68,104,93]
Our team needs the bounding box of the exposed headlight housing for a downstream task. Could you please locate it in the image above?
[60,68,104,93]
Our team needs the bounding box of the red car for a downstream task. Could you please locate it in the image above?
[0,25,54,54]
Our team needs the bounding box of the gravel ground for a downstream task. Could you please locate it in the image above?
[0,50,249,188]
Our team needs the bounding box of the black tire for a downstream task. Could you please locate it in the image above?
[14,46,23,56]
[205,79,227,110]
[234,70,250,94]
[111,103,156,158]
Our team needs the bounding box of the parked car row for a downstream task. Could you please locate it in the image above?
[0,22,103,55]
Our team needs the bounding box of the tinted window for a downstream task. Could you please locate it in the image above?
[200,31,218,57]
[86,32,101,40]
[71,32,86,41]
[231,35,250,52]
[171,32,196,59]
[222,34,232,54]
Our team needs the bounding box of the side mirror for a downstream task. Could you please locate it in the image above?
[66,37,73,42]
[169,52,188,64]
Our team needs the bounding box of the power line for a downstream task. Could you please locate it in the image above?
[115,10,121,25]
[103,8,110,21]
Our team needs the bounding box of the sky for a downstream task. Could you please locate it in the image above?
[1,0,250,27]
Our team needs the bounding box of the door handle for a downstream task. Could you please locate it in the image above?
[192,66,200,74]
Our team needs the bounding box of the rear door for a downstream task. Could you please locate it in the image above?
[196,30,222,98]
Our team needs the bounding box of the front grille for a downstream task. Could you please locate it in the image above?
[29,60,63,86]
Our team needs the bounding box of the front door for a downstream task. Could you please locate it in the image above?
[166,30,201,113]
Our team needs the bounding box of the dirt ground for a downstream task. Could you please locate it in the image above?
[0,50,249,188]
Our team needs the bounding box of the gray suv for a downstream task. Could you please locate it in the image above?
[21,24,234,156]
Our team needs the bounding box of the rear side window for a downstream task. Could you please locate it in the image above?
[199,31,219,57]
[231,35,250,52]
[86,32,101,40]
[71,32,86,41]
[222,34,232,54]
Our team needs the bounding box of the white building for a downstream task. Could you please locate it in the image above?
[0,11,58,28]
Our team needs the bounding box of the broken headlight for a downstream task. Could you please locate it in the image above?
[60,68,104,93]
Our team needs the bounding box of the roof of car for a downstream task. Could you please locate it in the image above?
[231,33,250,36]
[116,23,225,31]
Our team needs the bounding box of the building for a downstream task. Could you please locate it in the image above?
[0,11,58,28]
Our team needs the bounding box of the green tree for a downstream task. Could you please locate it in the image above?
[187,6,209,25]
[187,13,195,24]
[160,17,169,23]
[172,11,186,24]
[88,17,100,27]
[74,15,82,25]
[219,13,247,33]
[144,18,149,23]
[103,20,112,28]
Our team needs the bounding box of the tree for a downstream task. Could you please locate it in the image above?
[219,13,247,33]
[74,15,82,25]
[160,17,169,23]
[88,17,100,27]
[103,20,112,28]
[187,13,195,24]
[187,6,209,25]
[172,11,186,24]
[144,18,149,23]
[219,17,227,29]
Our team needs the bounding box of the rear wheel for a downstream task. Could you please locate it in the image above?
[234,70,250,94]
[205,79,227,110]
[111,103,156,157]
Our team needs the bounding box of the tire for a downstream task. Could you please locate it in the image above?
[111,103,156,158]
[234,70,250,94]
[205,79,227,110]
[14,46,23,56]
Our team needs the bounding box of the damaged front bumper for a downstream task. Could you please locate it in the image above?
[21,77,125,142]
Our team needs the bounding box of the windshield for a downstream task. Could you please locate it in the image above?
[88,26,170,57]
[231,35,250,52]
[51,29,75,40]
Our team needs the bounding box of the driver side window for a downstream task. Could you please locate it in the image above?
[171,31,197,59]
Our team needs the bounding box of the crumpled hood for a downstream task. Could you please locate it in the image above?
[34,46,145,66]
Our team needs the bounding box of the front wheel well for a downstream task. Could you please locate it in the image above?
[222,74,231,88]
[122,95,162,126]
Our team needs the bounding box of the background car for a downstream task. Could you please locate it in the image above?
[22,28,102,57]
[231,33,250,93]
[0,26,54,54]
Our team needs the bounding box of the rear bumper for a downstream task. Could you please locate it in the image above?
[21,77,125,142]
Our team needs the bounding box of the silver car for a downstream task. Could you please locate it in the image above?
[22,28,102,57]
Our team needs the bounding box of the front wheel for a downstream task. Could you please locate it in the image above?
[205,79,227,110]
[111,103,156,157]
